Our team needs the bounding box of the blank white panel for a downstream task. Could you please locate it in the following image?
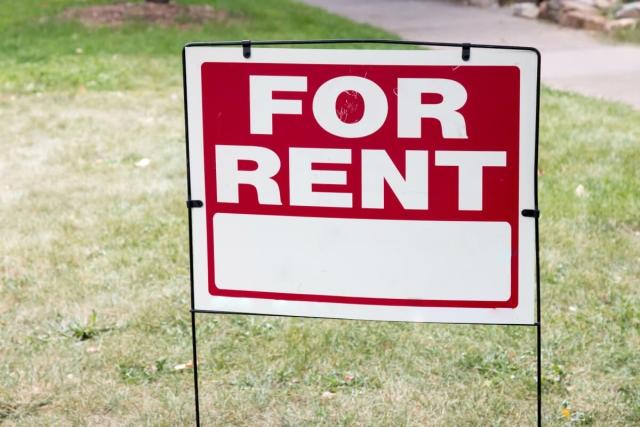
[214,214,511,301]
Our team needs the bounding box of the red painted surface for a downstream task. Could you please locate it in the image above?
[200,62,520,308]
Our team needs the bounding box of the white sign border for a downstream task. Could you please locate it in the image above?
[184,45,539,325]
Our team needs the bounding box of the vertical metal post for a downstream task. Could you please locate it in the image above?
[534,45,542,427]
[537,322,542,427]
[535,213,542,427]
[191,312,201,427]
[536,217,542,417]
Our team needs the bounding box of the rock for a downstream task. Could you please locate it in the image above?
[541,0,564,20]
[464,0,499,8]
[593,0,616,11]
[512,2,540,18]
[615,1,640,19]
[606,17,639,31]
[558,10,607,30]
[543,0,601,21]
[582,13,608,30]
[539,1,549,15]
[559,0,601,15]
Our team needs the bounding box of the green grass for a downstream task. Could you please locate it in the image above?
[1,0,639,425]
[612,26,640,44]
[0,0,398,93]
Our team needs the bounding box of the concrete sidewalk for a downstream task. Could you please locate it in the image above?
[302,0,640,109]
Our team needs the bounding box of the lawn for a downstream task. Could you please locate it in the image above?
[1,0,639,426]
[613,26,640,44]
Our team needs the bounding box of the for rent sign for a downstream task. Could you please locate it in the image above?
[184,46,539,324]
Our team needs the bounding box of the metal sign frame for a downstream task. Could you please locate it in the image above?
[182,39,541,426]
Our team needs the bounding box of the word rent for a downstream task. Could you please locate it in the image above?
[215,75,507,211]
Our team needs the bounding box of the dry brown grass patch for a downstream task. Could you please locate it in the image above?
[60,2,229,28]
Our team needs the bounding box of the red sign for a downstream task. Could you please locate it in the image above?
[185,47,538,324]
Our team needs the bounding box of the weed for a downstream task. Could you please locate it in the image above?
[66,310,109,341]
[118,358,172,384]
